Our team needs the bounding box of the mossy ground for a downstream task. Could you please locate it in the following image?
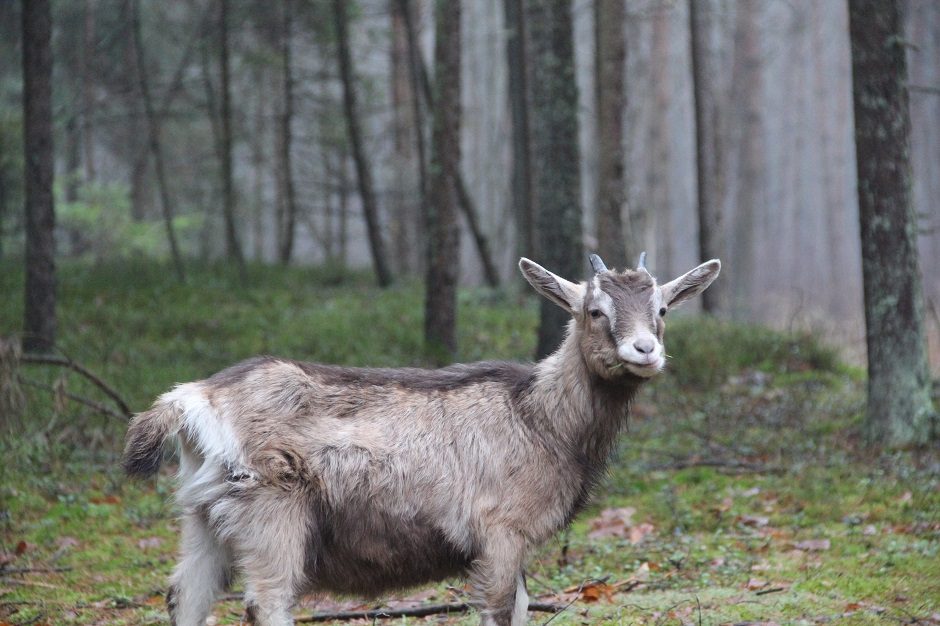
[1,262,937,625]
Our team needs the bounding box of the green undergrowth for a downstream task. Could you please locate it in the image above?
[1,260,938,625]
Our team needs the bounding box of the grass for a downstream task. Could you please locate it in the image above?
[1,260,938,625]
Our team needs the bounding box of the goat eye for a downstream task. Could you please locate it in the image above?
[659,307,667,317]
[589,309,602,319]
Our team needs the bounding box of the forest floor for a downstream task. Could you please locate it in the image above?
[1,261,938,626]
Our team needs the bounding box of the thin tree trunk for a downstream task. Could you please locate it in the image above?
[130,0,185,282]
[400,0,499,287]
[527,0,583,358]
[594,0,627,267]
[849,0,935,446]
[65,115,81,203]
[251,67,266,262]
[333,0,393,287]
[22,0,56,354]
[730,0,761,317]
[82,0,96,182]
[397,0,430,274]
[390,0,418,274]
[690,0,729,314]
[219,0,246,274]
[504,0,534,260]
[277,0,297,265]
[424,0,461,363]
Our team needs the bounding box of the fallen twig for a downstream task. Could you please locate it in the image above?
[0,566,72,574]
[18,377,128,422]
[754,586,786,596]
[647,458,785,475]
[294,601,564,623]
[20,353,132,418]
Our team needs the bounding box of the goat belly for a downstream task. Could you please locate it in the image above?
[303,506,473,596]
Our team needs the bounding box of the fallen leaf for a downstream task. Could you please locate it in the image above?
[90,495,121,505]
[55,536,80,549]
[793,539,830,551]
[740,515,770,528]
[587,507,635,539]
[629,522,655,545]
[745,578,767,590]
[137,537,163,550]
[14,541,28,555]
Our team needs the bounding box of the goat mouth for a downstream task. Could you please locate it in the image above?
[616,359,662,378]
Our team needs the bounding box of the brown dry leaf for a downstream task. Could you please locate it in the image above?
[136,537,163,550]
[577,581,616,603]
[14,541,28,556]
[740,515,770,528]
[745,578,768,590]
[629,522,655,545]
[89,495,121,505]
[794,539,830,551]
[587,507,636,539]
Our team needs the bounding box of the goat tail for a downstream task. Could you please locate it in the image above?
[122,394,183,477]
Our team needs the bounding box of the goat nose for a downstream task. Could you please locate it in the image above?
[633,338,655,354]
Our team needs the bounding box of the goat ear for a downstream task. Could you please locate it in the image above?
[518,258,585,314]
[659,259,721,308]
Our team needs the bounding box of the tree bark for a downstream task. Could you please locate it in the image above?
[333,0,393,287]
[22,0,57,354]
[396,0,430,275]
[130,0,185,282]
[277,0,297,265]
[594,0,627,268]
[390,0,418,274]
[424,0,462,363]
[504,0,534,260]
[689,0,729,314]
[527,0,583,358]
[849,0,935,446]
[82,0,96,183]
[219,0,246,273]
[399,0,500,287]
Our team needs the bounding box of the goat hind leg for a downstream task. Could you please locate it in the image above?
[167,512,232,626]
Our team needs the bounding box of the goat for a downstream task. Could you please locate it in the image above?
[123,253,720,626]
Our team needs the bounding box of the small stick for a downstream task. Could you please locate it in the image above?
[294,601,564,623]
[20,353,132,418]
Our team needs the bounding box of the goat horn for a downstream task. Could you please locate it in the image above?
[637,251,648,271]
[589,254,608,274]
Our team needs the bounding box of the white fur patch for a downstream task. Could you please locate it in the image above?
[512,575,529,625]
[162,383,244,467]
[591,277,616,328]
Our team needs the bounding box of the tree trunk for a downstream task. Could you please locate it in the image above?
[82,0,96,183]
[397,0,430,275]
[424,0,462,363]
[131,0,185,282]
[22,0,56,354]
[689,0,729,314]
[390,0,414,273]
[219,0,246,273]
[277,0,297,265]
[333,0,393,287]
[849,0,935,446]
[594,0,627,268]
[527,0,583,358]
[400,0,499,287]
[504,0,534,260]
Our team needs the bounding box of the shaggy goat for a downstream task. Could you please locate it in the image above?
[123,254,720,626]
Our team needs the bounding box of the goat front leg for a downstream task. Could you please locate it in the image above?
[469,534,528,626]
